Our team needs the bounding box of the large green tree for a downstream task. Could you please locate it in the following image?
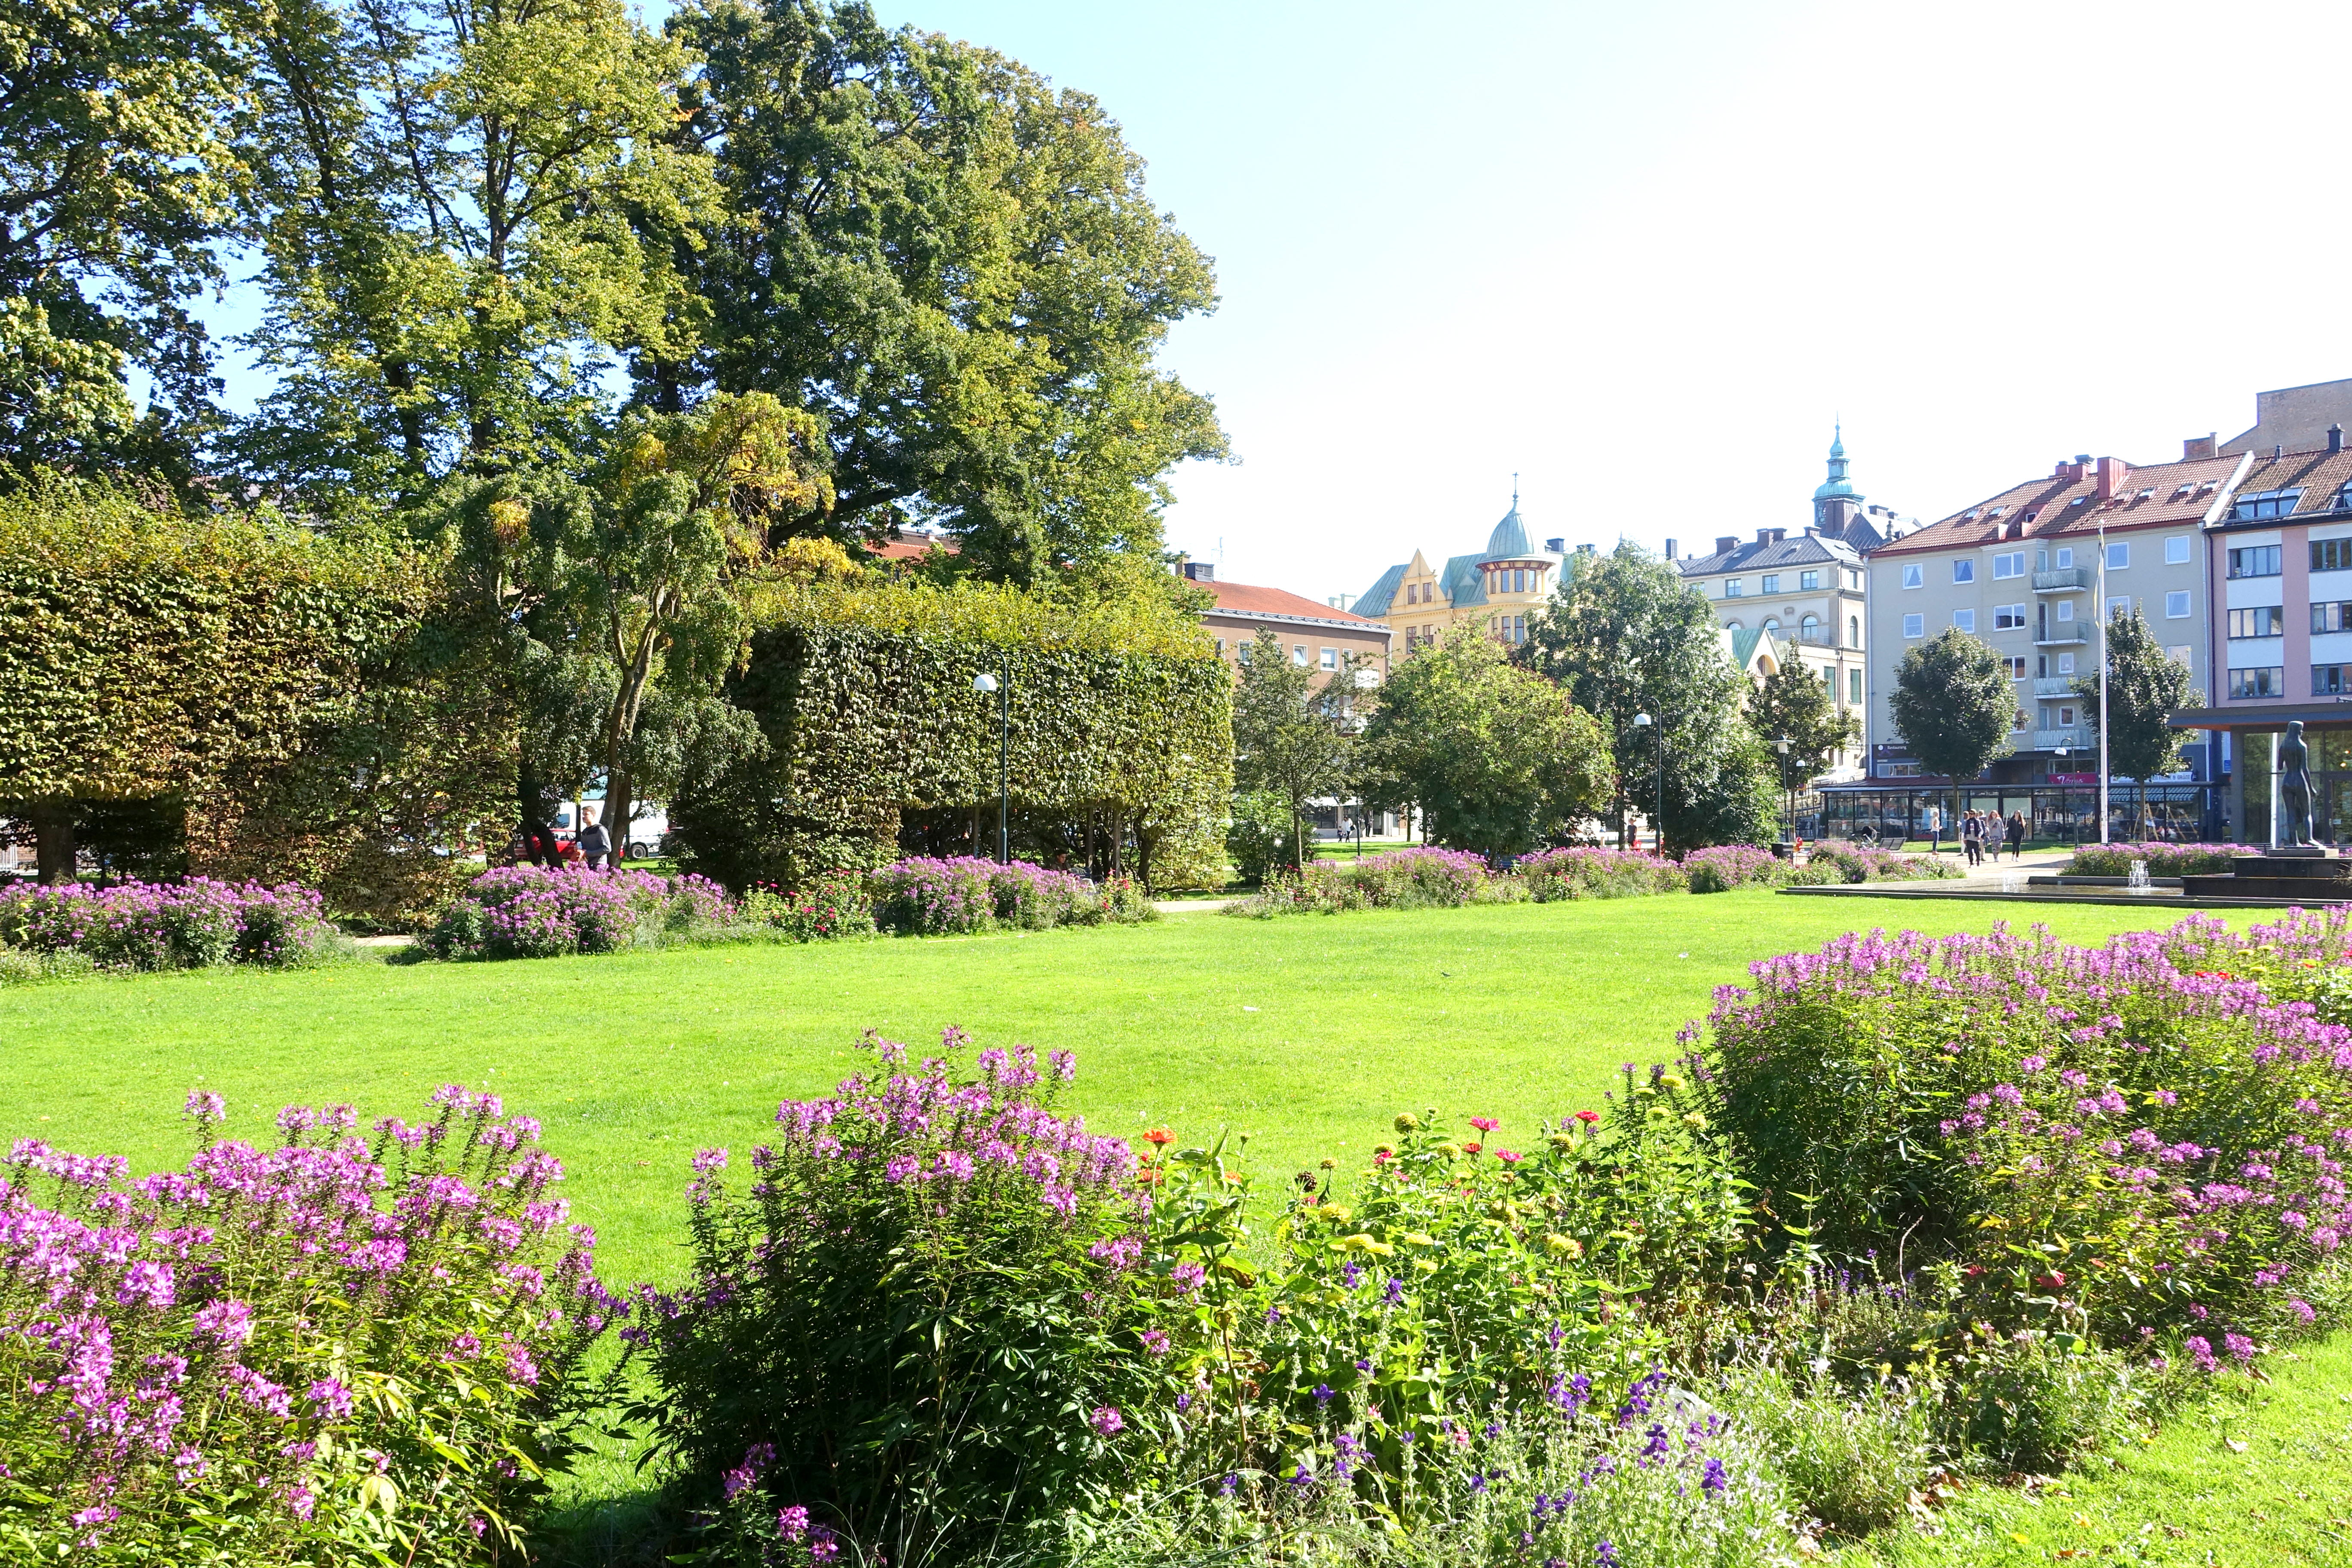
[231,0,717,513]
[2072,606,2200,830]
[661,0,1227,581]
[1362,625,1609,856]
[0,0,255,482]
[1749,659,1860,833]
[1518,543,1763,851]
[1890,628,2014,831]
[1230,628,1349,871]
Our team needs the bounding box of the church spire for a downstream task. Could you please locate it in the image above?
[1812,422,1861,523]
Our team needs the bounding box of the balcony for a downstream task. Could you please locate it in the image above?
[2032,677,2076,697]
[2033,627,2089,646]
[2034,728,2086,751]
[2034,567,2093,593]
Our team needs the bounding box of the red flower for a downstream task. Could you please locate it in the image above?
[1469,1117,1499,1133]
[1461,1142,1483,1156]
[1143,1128,1175,1146]
[1574,1111,1600,1124]
[1496,1149,1522,1164]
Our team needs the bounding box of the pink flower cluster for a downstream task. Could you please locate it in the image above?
[0,879,334,971]
[431,863,740,959]
[1517,846,1684,901]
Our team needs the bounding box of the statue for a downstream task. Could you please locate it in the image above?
[2279,720,2318,848]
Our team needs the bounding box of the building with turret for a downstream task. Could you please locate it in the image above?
[1351,492,1584,651]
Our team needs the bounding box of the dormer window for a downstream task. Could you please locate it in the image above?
[2230,487,2304,522]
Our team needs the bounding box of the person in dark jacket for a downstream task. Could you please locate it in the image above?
[576,809,613,869]
[2005,811,2026,861]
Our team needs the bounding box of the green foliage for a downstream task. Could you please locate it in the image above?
[2072,608,2199,784]
[1750,661,1861,794]
[1890,628,2013,807]
[1231,628,1351,871]
[1522,542,1758,851]
[1361,625,1611,856]
[1225,789,1292,885]
[1943,1329,2144,1476]
[738,873,877,941]
[671,578,1231,892]
[1716,1365,1936,1536]
[669,0,1228,580]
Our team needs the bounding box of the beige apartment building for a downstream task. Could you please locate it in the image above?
[1865,452,2226,787]
[1354,498,1579,650]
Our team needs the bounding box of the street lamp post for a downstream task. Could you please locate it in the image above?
[2055,744,2077,845]
[2096,523,2111,845]
[973,671,1008,864]
[1775,735,1793,848]
[1633,712,1663,852]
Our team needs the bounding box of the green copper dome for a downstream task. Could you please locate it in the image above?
[1485,504,1530,559]
[1812,423,1859,502]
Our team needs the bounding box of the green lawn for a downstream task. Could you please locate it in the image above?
[0,891,2251,1284]
[9,890,2350,1560]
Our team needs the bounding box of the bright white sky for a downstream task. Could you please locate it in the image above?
[872,0,2352,604]
[198,0,2352,606]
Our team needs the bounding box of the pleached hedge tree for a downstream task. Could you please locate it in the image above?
[670,578,1232,893]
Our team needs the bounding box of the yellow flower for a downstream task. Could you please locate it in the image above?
[1542,1233,1583,1259]
[1393,1112,1421,1133]
[1660,1072,1687,1091]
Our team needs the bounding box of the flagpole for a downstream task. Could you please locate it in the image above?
[2097,521,2110,844]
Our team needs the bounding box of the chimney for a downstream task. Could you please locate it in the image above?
[1661,538,1676,560]
[1544,536,1565,553]
[2055,458,2085,481]
[2277,444,2288,460]
[1715,535,1737,555]
[2332,425,2345,455]
[2096,456,2130,500]
[1181,561,1214,582]
[2183,433,2217,461]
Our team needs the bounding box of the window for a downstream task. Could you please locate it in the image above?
[2055,600,2073,622]
[2230,545,2282,578]
[2035,548,2049,570]
[2230,667,2285,699]
[1953,608,1976,632]
[2057,652,2076,674]
[2316,539,2352,573]
[1213,637,1225,655]
[1902,613,1924,638]
[1848,668,1862,702]
[1762,616,1781,632]
[1724,579,1745,597]
[1993,550,2025,579]
[2165,590,2191,618]
[2167,646,2192,666]
[1847,569,1864,590]
[2318,666,2352,696]
[1319,646,1337,670]
[2166,536,2192,565]
[1760,573,1780,594]
[1291,645,1308,665]
[1848,615,1860,647]
[2105,542,2129,570]
[2059,706,2076,726]
[1902,564,1924,589]
[2055,547,2074,568]
[1994,603,2026,630]
[2002,656,2027,678]
[1800,570,1820,590]
[2108,597,2132,621]
[2317,602,2352,633]
[2014,708,2030,731]
[2230,606,2285,638]
[2229,488,2303,521]
[1405,582,1418,605]
[1822,668,1835,694]
[1952,559,1976,583]
[1724,619,1743,631]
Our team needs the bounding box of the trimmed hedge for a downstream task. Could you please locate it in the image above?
[2064,841,2239,878]
[672,581,1232,893]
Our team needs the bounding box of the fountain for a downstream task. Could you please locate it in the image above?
[2127,859,2151,891]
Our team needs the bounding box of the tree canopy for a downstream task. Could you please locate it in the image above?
[1230,628,1350,870]
[1748,660,1860,796]
[2073,606,2199,802]
[1890,628,2013,814]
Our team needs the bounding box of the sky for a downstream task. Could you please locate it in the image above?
[192,0,2352,606]
[850,0,2352,605]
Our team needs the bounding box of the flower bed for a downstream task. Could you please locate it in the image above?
[425,863,744,959]
[1520,845,1688,900]
[1683,843,1782,893]
[1799,839,1962,884]
[0,1088,615,1562]
[0,879,341,974]
[866,856,1155,936]
[2064,841,2240,878]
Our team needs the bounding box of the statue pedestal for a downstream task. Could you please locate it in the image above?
[2183,847,2352,901]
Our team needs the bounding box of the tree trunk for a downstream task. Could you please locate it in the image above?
[30,799,76,884]
[517,768,557,866]
[605,768,634,870]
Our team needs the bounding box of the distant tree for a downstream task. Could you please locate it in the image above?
[1231,628,1349,872]
[1749,660,1861,832]
[1362,626,1609,857]
[1519,542,1758,851]
[2073,606,2200,831]
[1890,629,2013,833]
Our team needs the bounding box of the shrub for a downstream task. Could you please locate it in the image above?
[990,860,1090,928]
[636,1033,1175,1564]
[1348,846,1489,908]
[739,873,877,942]
[1716,1366,1934,1536]
[1683,844,1783,894]
[0,1087,615,1563]
[1519,846,1686,901]
[1696,916,2352,1341]
[1226,790,1293,885]
[1942,1328,2143,1475]
[1223,863,1364,918]
[866,855,999,935]
[425,864,741,960]
[0,879,342,972]
[1802,840,1961,883]
[2064,841,2239,878]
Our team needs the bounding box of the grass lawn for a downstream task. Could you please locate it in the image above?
[0,891,2258,1285]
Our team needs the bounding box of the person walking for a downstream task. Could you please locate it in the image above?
[2005,810,2026,862]
[576,807,613,870]
[1960,810,1980,866]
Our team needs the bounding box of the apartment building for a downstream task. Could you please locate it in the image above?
[1354,496,1577,651]
[1182,563,1392,687]
[1673,528,1870,775]
[1865,451,2225,793]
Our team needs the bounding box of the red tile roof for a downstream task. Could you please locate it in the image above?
[870,533,959,561]
[1874,453,2250,557]
[1200,579,1384,627]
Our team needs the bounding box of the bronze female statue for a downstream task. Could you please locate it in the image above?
[2280,720,2318,848]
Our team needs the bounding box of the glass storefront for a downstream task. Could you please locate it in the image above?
[2229,728,2352,845]
[1819,784,2217,845]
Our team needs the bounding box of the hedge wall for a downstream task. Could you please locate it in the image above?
[673,580,1232,891]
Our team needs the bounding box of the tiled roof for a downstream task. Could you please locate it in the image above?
[1202,579,1385,630]
[1440,553,1488,607]
[870,533,959,560]
[2211,446,2352,524]
[1873,453,2251,557]
[1677,533,1862,576]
